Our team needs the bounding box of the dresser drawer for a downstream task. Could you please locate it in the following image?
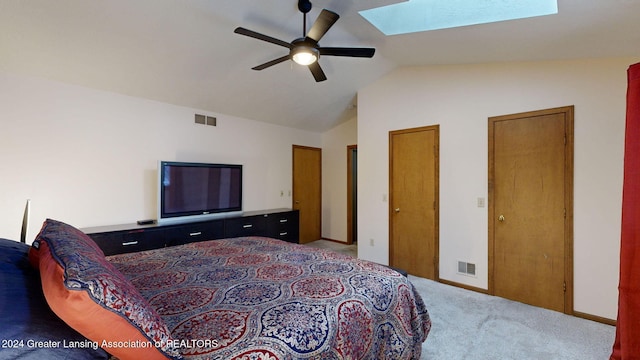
[90,229,162,256]
[165,220,224,246]
[266,210,299,243]
[224,215,268,238]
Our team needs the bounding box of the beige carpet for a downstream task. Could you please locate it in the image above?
[307,240,615,360]
[411,276,615,359]
[305,239,357,258]
[304,240,616,359]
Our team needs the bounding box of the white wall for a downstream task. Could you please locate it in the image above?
[0,73,321,241]
[321,116,357,242]
[357,57,638,320]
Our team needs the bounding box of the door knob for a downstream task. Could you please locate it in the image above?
[498,215,505,222]
[394,208,400,213]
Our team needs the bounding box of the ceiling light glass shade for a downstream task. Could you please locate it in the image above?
[292,46,319,65]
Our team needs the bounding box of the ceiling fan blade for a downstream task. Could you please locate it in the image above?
[320,47,375,58]
[252,55,290,70]
[234,27,291,49]
[308,62,327,82]
[306,9,339,42]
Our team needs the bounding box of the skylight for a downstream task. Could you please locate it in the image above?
[359,0,558,36]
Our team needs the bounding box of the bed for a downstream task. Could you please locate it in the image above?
[2,219,431,359]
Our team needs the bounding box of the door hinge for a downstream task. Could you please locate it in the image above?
[563,281,566,292]
[433,201,436,210]
[564,208,566,218]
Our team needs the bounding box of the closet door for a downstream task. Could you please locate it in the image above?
[389,125,439,279]
[489,106,574,313]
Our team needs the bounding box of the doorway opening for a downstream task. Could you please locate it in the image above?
[347,145,357,245]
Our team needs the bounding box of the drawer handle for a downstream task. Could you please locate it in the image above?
[122,241,138,246]
[279,219,288,223]
[189,232,202,236]
[243,224,253,228]
[279,232,288,236]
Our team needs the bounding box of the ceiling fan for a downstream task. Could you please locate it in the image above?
[234,0,375,82]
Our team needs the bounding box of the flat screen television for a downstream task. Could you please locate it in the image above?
[157,161,243,224]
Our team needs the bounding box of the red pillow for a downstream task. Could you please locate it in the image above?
[36,219,179,359]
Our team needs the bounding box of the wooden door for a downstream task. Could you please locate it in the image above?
[389,126,439,279]
[489,106,574,313]
[292,145,322,244]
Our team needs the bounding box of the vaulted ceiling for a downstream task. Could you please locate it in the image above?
[1,0,639,132]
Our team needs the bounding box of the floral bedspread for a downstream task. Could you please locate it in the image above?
[108,237,430,359]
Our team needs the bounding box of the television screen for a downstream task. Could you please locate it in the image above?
[158,161,242,222]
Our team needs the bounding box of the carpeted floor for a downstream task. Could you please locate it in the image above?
[306,239,616,359]
[411,276,616,360]
[305,239,357,257]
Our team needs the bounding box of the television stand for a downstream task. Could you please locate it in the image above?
[82,208,299,256]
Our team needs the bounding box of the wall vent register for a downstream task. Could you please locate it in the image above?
[195,114,217,126]
[458,261,476,276]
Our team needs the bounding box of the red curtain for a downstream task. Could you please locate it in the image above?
[612,62,640,359]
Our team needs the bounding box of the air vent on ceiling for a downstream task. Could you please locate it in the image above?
[457,261,476,277]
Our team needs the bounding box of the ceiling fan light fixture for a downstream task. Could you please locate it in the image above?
[235,5,374,82]
[292,46,319,65]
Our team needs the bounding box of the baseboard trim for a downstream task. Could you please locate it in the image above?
[320,237,349,244]
[573,311,617,326]
[437,278,490,295]
[436,279,616,326]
